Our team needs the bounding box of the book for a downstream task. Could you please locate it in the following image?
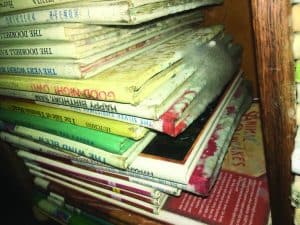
[0,62,196,119]
[293,4,300,32]
[37,36,242,136]
[33,190,115,225]
[26,161,166,205]
[33,169,270,225]
[0,32,234,119]
[295,208,300,225]
[294,33,300,59]
[291,175,300,207]
[51,80,251,196]
[1,130,156,169]
[0,0,223,26]
[0,25,223,104]
[295,60,300,83]
[0,97,149,140]
[0,111,136,154]
[0,0,78,13]
[222,102,266,177]
[29,170,167,215]
[34,177,166,225]
[292,127,300,174]
[0,10,203,59]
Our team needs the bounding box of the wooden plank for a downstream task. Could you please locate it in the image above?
[250,1,296,224]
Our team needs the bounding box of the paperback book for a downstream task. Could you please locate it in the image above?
[0,10,203,59]
[29,170,166,215]
[0,25,223,104]
[0,0,223,26]
[0,111,137,154]
[0,97,149,140]
[38,35,242,136]
[0,129,156,169]
[33,167,270,225]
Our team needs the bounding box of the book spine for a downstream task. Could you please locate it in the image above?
[296,60,300,83]
[0,108,135,154]
[27,162,162,205]
[0,59,82,78]
[0,98,148,140]
[1,130,128,169]
[0,42,77,58]
[0,88,160,119]
[0,25,67,42]
[38,102,165,131]
[293,4,300,32]
[0,3,130,27]
[186,89,252,195]
[18,149,161,199]
[0,0,78,13]
[30,168,160,214]
[294,33,300,59]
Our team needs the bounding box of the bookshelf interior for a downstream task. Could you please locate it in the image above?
[0,1,295,225]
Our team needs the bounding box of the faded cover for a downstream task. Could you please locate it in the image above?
[0,25,223,104]
[222,102,266,177]
[185,81,252,195]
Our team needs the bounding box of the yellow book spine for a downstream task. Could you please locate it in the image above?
[0,98,148,140]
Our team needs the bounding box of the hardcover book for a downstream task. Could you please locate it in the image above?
[0,0,223,26]
[0,25,223,104]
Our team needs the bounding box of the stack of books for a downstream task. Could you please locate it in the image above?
[0,1,269,224]
[291,1,300,224]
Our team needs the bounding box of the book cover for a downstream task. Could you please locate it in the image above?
[222,102,266,177]
[0,0,222,26]
[0,25,223,104]
[0,97,149,140]
[2,129,156,169]
[38,35,241,137]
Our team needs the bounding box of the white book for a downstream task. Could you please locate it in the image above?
[0,0,223,26]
